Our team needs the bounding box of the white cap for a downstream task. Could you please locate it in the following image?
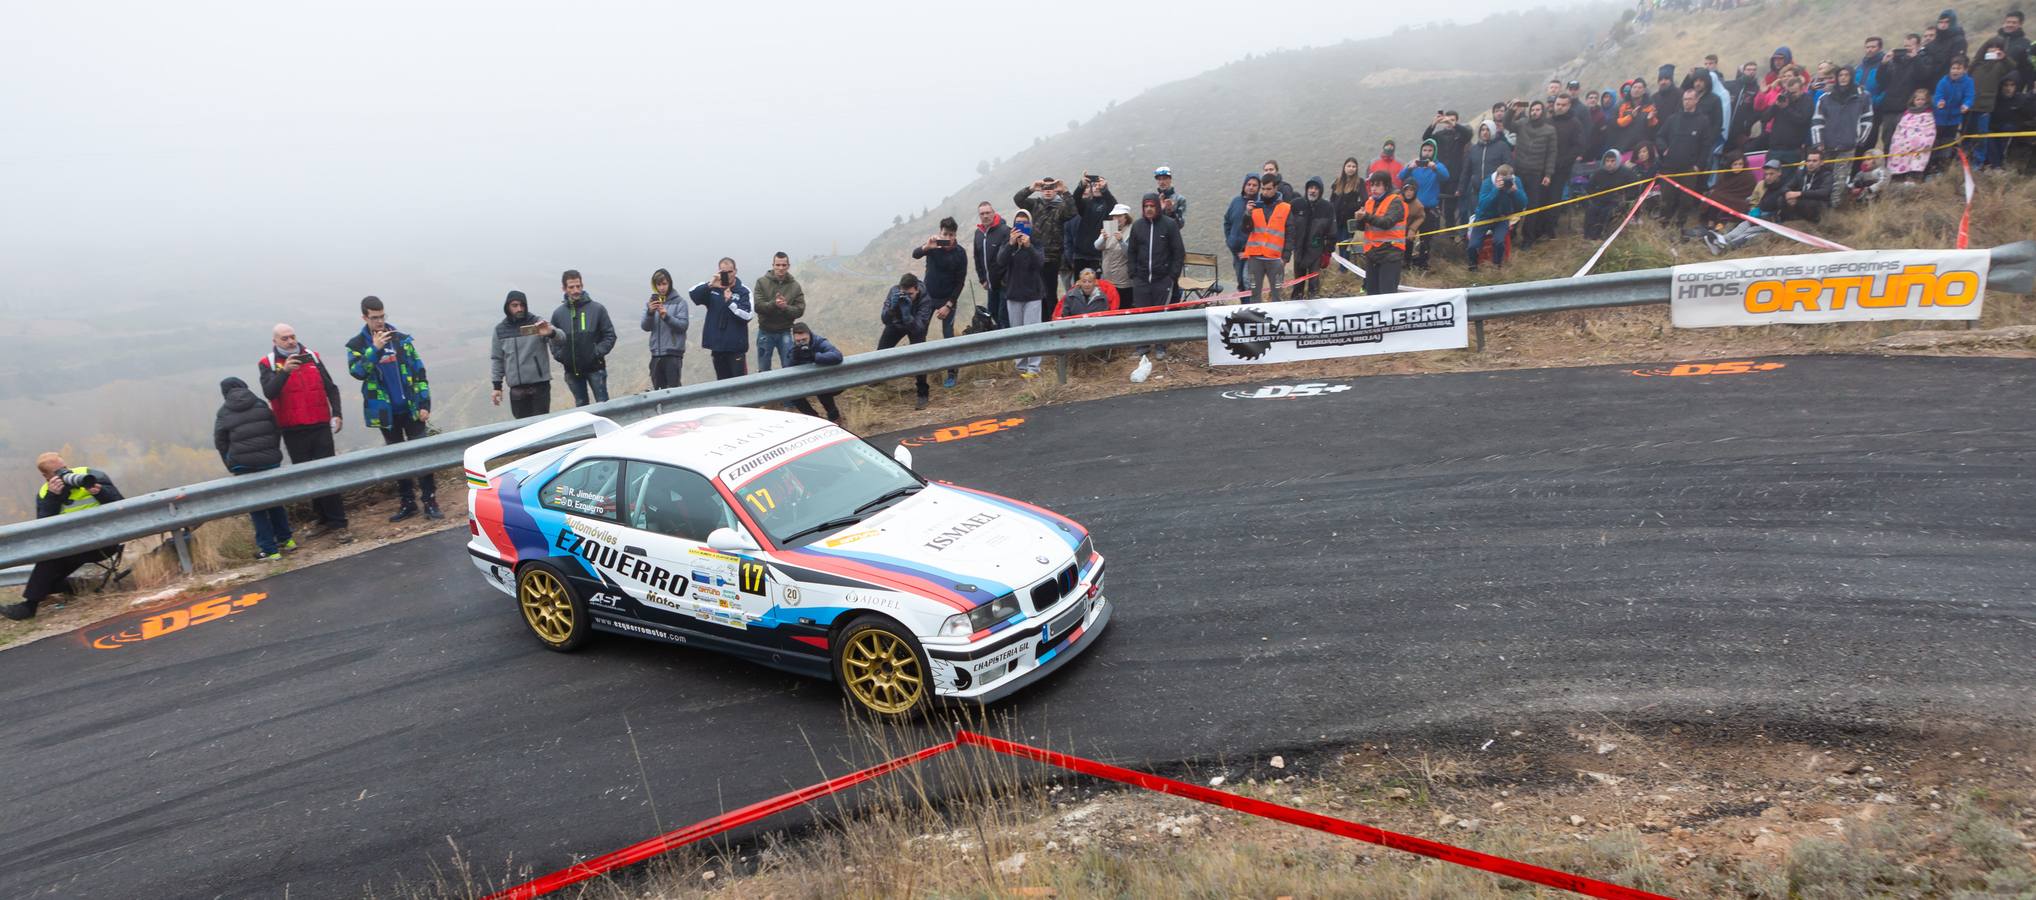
[1109,203,1133,217]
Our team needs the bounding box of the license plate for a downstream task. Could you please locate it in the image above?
[1043,599,1087,644]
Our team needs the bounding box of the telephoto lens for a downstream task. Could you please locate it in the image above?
[60,471,98,489]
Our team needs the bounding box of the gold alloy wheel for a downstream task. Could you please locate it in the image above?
[519,568,576,645]
[841,627,926,715]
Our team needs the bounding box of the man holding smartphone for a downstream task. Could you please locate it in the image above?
[910,217,967,388]
[492,290,554,418]
[345,296,438,522]
[259,322,349,540]
[689,258,755,380]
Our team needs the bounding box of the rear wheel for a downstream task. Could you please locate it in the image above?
[834,618,931,717]
[518,563,590,651]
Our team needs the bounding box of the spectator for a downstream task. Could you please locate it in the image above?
[1396,181,1429,272]
[1286,177,1335,293]
[1707,160,1793,253]
[971,202,1011,329]
[1760,77,1814,163]
[1860,37,1889,136]
[1653,65,1683,117]
[1260,160,1300,201]
[1222,173,1262,297]
[1095,203,1133,299]
[1012,178,1075,307]
[1459,120,1514,227]
[2000,10,2034,87]
[787,323,843,423]
[1065,174,1116,287]
[642,268,689,389]
[1546,94,1588,233]
[1240,175,1290,302]
[1354,171,1408,294]
[1934,55,1976,168]
[1690,69,1732,153]
[258,322,348,539]
[213,377,291,561]
[2,454,126,621]
[752,253,805,374]
[1466,165,1528,272]
[1330,159,1366,254]
[1970,39,2014,165]
[1847,155,1890,203]
[1544,78,1565,105]
[1931,10,1970,77]
[1125,193,1183,358]
[1878,37,1926,151]
[1060,268,1117,318]
[1703,151,1760,229]
[1993,75,2033,170]
[1780,148,1836,222]
[689,258,755,381]
[549,270,618,406]
[1365,142,1404,186]
[1888,87,1939,183]
[344,296,437,522]
[1582,149,1640,239]
[1422,112,1473,226]
[1610,80,1660,152]
[1811,66,1874,166]
[1764,46,1795,89]
[1730,62,1765,147]
[877,272,937,408]
[491,291,554,419]
[911,217,968,388]
[1510,100,1561,249]
[1152,166,1188,228]
[1659,87,1714,226]
[996,215,1048,378]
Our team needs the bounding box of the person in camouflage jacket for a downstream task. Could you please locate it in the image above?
[344,296,438,520]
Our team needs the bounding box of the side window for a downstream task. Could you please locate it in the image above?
[622,462,736,543]
[540,459,620,520]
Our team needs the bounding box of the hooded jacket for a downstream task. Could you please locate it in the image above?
[1283,179,1335,260]
[1765,46,1795,85]
[1659,102,1716,168]
[1762,89,1814,151]
[1876,50,1923,115]
[492,291,553,389]
[214,377,285,472]
[344,324,430,429]
[879,285,938,338]
[996,217,1050,305]
[1420,121,1473,195]
[548,292,618,376]
[1011,185,1075,265]
[1811,77,1874,151]
[1222,174,1262,256]
[641,272,691,357]
[788,331,843,367]
[1472,176,1530,221]
[1066,182,1117,267]
[973,214,1012,288]
[1609,91,1659,152]
[1458,124,1514,200]
[1934,71,1976,126]
[1925,12,1969,80]
[1584,157,1642,201]
[688,276,755,353]
[751,270,805,332]
[1127,193,1186,285]
[1397,148,1452,207]
[2000,24,2035,85]
[1971,49,2014,112]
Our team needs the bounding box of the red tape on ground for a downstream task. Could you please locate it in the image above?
[955,731,1671,900]
[490,730,1668,899]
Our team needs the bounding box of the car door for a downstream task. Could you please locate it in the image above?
[617,461,770,634]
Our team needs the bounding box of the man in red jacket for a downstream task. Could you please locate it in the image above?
[258,323,351,541]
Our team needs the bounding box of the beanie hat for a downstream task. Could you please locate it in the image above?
[1658,64,1676,82]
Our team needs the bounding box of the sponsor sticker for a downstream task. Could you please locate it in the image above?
[822,528,882,548]
[719,428,846,487]
[923,512,1002,552]
[1207,290,1469,365]
[1670,250,1988,327]
[972,642,1030,675]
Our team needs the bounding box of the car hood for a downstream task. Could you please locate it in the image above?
[803,484,1077,596]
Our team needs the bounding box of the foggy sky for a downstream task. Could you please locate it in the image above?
[3,0,1573,304]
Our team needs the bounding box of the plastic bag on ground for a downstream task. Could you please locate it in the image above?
[1130,354,1152,383]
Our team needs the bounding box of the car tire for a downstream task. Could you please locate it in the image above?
[833,616,932,718]
[517,562,591,652]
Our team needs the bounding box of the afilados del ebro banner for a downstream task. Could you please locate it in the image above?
[1206,290,1469,365]
[1671,249,1988,329]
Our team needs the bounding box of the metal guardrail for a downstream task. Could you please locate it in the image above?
[1,242,2029,572]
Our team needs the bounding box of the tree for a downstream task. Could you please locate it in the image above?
[894,214,904,226]
[976,159,991,176]
[1066,118,1080,131]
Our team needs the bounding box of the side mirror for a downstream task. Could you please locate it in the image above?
[892,444,915,469]
[706,527,759,553]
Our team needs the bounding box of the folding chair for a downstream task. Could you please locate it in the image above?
[67,545,131,595]
[1178,252,1222,299]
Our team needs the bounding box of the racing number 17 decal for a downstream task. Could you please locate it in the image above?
[739,560,767,596]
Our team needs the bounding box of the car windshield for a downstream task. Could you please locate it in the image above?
[724,437,922,546]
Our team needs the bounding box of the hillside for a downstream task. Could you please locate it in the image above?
[1555,0,1957,92]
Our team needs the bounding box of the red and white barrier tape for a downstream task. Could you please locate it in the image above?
[1956,148,1974,250]
[1573,183,1656,279]
[489,731,1668,900]
[1653,175,1854,251]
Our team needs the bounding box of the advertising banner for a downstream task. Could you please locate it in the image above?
[1670,250,1988,328]
[1206,290,1469,365]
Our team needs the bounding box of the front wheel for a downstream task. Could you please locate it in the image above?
[834,618,931,717]
[517,563,591,651]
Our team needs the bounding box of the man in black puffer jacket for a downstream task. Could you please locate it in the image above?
[214,377,294,560]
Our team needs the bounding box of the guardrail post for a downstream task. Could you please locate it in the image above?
[1474,320,1486,352]
[1056,354,1069,385]
[166,500,194,574]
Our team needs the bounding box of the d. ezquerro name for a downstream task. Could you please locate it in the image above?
[1226,302,1456,340]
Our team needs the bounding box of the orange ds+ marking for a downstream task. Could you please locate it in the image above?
[900,417,1025,448]
[1630,360,1786,378]
[86,592,267,650]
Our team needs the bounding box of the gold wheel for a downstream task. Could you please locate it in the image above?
[519,567,577,646]
[840,625,926,716]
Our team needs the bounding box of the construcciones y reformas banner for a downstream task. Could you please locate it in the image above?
[1206,290,1469,365]
[1671,250,1988,328]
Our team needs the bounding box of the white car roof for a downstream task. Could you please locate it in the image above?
[559,406,841,478]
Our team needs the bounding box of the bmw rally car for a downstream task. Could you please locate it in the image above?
[461,408,1109,716]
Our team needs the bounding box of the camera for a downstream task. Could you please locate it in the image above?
[59,470,98,489]
[718,272,733,287]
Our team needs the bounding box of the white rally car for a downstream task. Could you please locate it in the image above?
[461,408,1109,716]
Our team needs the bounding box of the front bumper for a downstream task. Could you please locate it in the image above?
[928,592,1111,704]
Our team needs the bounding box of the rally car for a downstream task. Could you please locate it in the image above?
[461,408,1109,716]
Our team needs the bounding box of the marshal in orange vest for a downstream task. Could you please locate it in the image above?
[1360,193,1408,252]
[1242,201,1291,260]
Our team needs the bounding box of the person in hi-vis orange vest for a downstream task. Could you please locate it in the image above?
[1240,177,1290,302]
[1354,171,1408,296]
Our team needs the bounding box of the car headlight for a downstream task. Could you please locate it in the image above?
[939,593,1021,637]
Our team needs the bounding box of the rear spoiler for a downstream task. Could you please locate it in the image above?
[462,411,619,486]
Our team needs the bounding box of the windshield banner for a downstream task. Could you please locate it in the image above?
[1205,290,1468,366]
[1670,249,1988,328]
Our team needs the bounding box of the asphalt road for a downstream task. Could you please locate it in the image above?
[4,355,2033,898]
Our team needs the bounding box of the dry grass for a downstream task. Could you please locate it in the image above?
[1566,0,1952,94]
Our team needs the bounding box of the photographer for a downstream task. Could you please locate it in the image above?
[2,454,126,621]
[1011,178,1074,314]
[996,211,1048,378]
[1467,166,1529,272]
[689,258,755,380]
[345,296,438,522]
[258,322,348,538]
[492,291,554,419]
[642,268,689,389]
[1065,173,1116,286]
[877,273,937,409]
[787,323,844,423]
[909,218,968,389]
